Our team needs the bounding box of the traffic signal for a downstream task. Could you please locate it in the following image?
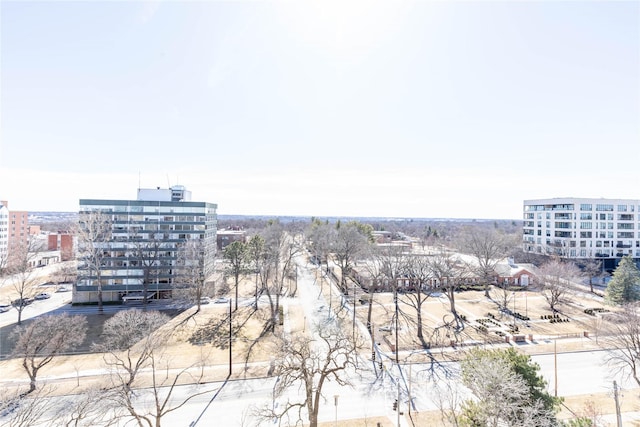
[392,400,398,411]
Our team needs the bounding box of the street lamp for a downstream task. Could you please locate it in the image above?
[334,395,339,427]
[352,280,357,342]
[229,298,233,377]
[394,287,399,364]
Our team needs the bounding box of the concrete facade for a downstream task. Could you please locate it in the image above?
[523,197,640,270]
[0,204,8,269]
[75,186,217,303]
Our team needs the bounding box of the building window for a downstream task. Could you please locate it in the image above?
[596,204,614,212]
[618,205,628,212]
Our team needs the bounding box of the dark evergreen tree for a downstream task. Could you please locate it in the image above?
[605,255,640,305]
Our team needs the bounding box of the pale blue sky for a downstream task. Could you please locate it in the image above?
[1,1,638,219]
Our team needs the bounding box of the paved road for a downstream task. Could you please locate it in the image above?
[1,255,636,427]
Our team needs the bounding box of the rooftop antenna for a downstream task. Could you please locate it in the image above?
[167,174,171,188]
[138,171,141,190]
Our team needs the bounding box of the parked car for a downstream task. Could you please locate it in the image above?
[34,292,51,300]
[214,297,230,304]
[11,298,34,307]
[199,297,211,305]
[0,304,11,313]
[56,285,71,292]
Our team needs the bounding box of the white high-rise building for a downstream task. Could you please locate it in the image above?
[523,197,640,270]
[0,203,8,269]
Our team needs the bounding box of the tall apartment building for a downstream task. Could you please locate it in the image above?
[523,198,640,270]
[1,201,29,254]
[0,203,8,268]
[0,200,29,268]
[75,185,217,304]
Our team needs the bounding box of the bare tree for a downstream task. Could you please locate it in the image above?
[50,261,77,286]
[223,240,249,311]
[458,226,509,297]
[175,238,211,313]
[260,222,302,331]
[5,240,41,325]
[305,218,334,269]
[602,303,640,387]
[491,280,516,315]
[0,247,10,278]
[130,228,167,308]
[402,254,435,346]
[416,224,441,252]
[0,385,56,427]
[76,210,112,314]
[428,248,468,331]
[582,259,603,294]
[246,234,266,310]
[53,387,120,427]
[95,309,210,427]
[109,354,211,427]
[536,258,581,312]
[375,244,408,360]
[93,309,169,392]
[11,313,87,393]
[357,250,387,335]
[459,348,557,427]
[257,321,356,427]
[332,221,372,294]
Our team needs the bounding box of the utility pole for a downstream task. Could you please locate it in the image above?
[352,280,357,342]
[614,380,622,427]
[408,362,412,416]
[396,379,401,427]
[513,291,516,329]
[394,288,399,364]
[328,273,332,319]
[554,339,557,397]
[229,298,232,377]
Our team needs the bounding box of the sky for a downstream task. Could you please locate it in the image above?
[1,1,638,220]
